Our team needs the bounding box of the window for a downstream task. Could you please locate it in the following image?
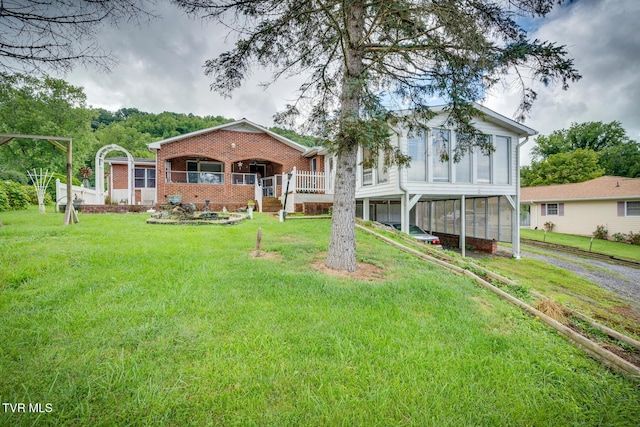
[627,201,640,216]
[546,203,559,215]
[431,129,450,182]
[408,130,427,181]
[476,136,492,183]
[187,161,224,184]
[494,136,510,184]
[454,133,472,183]
[135,168,156,188]
[362,147,373,186]
[377,152,389,184]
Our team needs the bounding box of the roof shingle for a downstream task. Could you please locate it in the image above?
[520,176,640,202]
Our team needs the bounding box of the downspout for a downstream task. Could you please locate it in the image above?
[514,136,530,259]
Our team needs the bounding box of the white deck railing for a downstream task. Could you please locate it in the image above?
[296,170,326,193]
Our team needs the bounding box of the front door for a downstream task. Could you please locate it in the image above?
[250,163,266,180]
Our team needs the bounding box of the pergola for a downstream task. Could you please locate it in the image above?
[0,133,78,225]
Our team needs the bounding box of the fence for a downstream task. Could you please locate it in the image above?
[55,179,99,211]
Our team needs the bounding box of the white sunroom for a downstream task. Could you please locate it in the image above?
[355,103,537,258]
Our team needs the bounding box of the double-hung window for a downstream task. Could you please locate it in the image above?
[135,168,156,188]
[546,203,559,216]
[187,161,224,184]
[626,201,640,216]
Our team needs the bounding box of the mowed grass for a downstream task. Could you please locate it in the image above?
[1,208,639,426]
[521,228,640,262]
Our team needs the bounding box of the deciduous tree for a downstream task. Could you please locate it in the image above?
[526,121,640,182]
[0,74,97,173]
[532,121,632,160]
[175,0,580,271]
[521,148,604,186]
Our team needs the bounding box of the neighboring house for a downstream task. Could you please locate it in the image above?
[354,103,537,257]
[104,157,156,205]
[520,176,640,236]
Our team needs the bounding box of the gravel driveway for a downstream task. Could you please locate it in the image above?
[522,247,640,310]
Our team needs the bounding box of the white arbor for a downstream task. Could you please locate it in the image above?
[95,144,135,205]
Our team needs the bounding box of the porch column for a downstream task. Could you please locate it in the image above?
[363,198,370,221]
[513,194,521,259]
[401,193,410,234]
[460,195,466,257]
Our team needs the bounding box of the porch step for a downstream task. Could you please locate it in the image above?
[261,197,282,213]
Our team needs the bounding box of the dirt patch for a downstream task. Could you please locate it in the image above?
[600,342,640,367]
[250,250,281,259]
[311,261,386,281]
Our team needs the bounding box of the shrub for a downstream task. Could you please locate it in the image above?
[23,185,53,205]
[0,185,9,211]
[543,221,555,232]
[592,225,608,240]
[0,170,28,184]
[0,180,30,211]
[627,231,640,246]
[612,232,626,243]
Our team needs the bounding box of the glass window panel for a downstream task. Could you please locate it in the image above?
[362,148,373,186]
[465,198,475,237]
[495,136,510,184]
[499,196,512,242]
[377,149,389,183]
[431,129,450,182]
[200,162,223,172]
[487,197,499,240]
[476,136,491,183]
[454,133,472,183]
[475,198,486,238]
[445,200,455,234]
[627,201,640,216]
[408,131,426,181]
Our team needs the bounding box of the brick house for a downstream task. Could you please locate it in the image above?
[105,119,333,212]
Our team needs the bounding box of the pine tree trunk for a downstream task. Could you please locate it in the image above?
[325,144,358,271]
[325,0,364,272]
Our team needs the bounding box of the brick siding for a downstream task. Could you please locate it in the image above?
[436,233,498,254]
[153,129,317,206]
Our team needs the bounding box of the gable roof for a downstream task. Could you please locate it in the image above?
[521,176,640,202]
[147,118,310,153]
[470,103,537,137]
[395,102,537,137]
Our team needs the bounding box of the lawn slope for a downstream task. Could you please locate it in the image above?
[1,209,639,426]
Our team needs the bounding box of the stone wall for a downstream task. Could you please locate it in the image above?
[62,204,151,214]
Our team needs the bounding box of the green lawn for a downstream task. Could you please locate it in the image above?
[1,208,639,426]
[521,228,640,262]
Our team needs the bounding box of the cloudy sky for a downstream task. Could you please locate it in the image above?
[66,0,640,163]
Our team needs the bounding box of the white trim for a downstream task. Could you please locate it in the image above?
[147,118,309,153]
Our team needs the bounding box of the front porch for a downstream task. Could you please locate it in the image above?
[159,157,333,212]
